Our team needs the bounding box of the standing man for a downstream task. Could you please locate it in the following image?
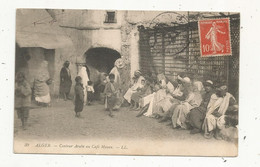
[109,58,125,108]
[78,66,90,105]
[60,61,72,101]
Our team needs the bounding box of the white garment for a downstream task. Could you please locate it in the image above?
[143,89,167,117]
[171,84,183,97]
[141,93,154,107]
[77,66,90,104]
[35,93,51,103]
[131,76,145,90]
[144,92,156,117]
[109,66,121,86]
[206,93,233,116]
[203,114,226,132]
[203,93,235,132]
[160,79,167,88]
[78,67,89,87]
[123,76,145,103]
[87,85,95,93]
[166,82,175,94]
[172,92,202,128]
[193,81,204,92]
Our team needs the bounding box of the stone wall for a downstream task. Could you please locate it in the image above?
[18,10,174,96]
[51,10,126,96]
[51,10,165,95]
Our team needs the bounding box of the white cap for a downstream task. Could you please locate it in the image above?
[206,80,213,85]
[177,75,190,83]
[183,77,191,83]
[177,75,182,80]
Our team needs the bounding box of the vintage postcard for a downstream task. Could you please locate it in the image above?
[14,9,239,156]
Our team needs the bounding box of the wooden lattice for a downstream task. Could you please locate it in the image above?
[138,14,240,97]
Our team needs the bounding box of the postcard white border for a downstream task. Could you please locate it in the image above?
[1,0,260,167]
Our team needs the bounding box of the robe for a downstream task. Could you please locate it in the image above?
[78,67,90,104]
[202,93,236,133]
[104,82,120,110]
[172,91,202,129]
[60,67,72,94]
[123,76,145,103]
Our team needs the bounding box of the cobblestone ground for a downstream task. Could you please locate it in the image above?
[14,98,237,155]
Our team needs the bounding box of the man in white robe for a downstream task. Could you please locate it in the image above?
[202,85,238,139]
[171,79,203,129]
[123,70,144,104]
[34,61,51,106]
[77,66,90,105]
[109,58,125,109]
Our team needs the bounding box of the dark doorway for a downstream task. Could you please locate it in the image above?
[85,47,121,74]
[15,46,55,94]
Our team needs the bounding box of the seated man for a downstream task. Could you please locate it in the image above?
[218,108,239,142]
[142,78,168,117]
[202,84,238,139]
[156,80,179,115]
[123,70,145,106]
[156,76,190,122]
[131,79,152,110]
[136,72,168,117]
[192,73,204,92]
[188,80,214,134]
[171,80,202,129]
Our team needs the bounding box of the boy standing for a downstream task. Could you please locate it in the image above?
[74,76,84,118]
[104,74,119,117]
[15,72,32,130]
[87,81,95,105]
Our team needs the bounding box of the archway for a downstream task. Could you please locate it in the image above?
[84,47,121,101]
[85,47,121,74]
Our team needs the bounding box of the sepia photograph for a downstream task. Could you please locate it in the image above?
[14,9,240,156]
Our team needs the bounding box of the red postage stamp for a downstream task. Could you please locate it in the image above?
[198,18,232,57]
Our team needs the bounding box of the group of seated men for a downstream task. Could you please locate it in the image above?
[123,70,238,140]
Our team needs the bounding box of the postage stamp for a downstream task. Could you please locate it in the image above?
[198,18,232,57]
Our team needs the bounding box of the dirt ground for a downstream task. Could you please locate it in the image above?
[13,98,237,156]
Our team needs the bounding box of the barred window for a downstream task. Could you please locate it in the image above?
[104,11,117,23]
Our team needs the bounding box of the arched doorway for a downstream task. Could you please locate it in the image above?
[85,47,121,74]
[84,47,121,101]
